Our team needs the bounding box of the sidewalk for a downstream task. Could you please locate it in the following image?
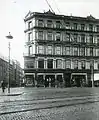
[0,87,24,96]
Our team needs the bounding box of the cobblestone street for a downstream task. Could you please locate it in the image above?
[1,102,99,120]
[0,87,99,119]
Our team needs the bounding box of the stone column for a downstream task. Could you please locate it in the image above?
[62,59,65,69]
[35,59,38,69]
[44,59,47,69]
[53,59,56,69]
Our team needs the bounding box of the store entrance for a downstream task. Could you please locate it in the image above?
[45,75,55,87]
[71,75,86,87]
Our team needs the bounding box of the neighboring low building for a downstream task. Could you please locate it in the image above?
[24,10,99,87]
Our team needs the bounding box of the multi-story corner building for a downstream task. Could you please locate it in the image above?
[0,54,23,87]
[24,10,99,87]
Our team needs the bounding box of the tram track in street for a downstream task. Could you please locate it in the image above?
[1,94,99,115]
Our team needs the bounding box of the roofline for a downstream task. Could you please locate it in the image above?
[24,11,99,23]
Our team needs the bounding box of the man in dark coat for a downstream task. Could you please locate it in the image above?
[1,81,6,93]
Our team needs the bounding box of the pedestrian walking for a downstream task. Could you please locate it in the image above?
[1,81,6,93]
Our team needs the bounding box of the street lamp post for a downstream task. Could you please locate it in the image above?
[6,32,13,93]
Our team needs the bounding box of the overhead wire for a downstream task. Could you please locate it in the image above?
[45,0,55,13]
[53,0,61,14]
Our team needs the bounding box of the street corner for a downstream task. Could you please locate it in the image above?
[0,92,24,96]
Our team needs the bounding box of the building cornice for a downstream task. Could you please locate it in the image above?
[24,11,99,23]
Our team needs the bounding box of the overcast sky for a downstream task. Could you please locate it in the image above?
[0,0,99,74]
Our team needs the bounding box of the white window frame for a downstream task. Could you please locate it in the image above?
[56,59,62,69]
[47,45,52,54]
[38,45,44,54]
[66,60,71,69]
[55,46,61,55]
[38,31,43,40]
[55,32,61,41]
[47,32,53,40]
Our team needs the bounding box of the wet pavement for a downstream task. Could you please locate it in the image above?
[0,87,99,119]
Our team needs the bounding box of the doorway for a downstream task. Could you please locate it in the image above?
[71,75,86,87]
[45,75,55,87]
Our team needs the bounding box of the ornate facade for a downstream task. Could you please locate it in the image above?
[24,10,99,87]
